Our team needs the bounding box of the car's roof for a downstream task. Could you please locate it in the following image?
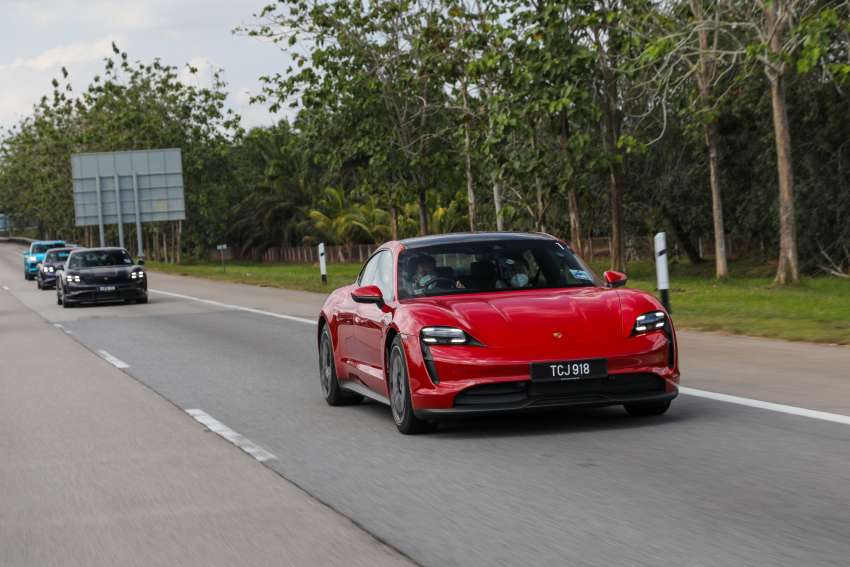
[399,232,557,249]
[69,247,127,253]
[45,247,74,253]
[33,240,65,245]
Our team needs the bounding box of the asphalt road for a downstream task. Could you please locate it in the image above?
[2,243,849,567]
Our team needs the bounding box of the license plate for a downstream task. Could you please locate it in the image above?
[98,285,116,292]
[530,358,608,381]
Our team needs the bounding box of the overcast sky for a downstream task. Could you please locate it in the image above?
[0,0,287,131]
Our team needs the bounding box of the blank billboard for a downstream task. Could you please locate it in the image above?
[71,149,186,227]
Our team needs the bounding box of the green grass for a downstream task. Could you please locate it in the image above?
[149,260,362,294]
[150,259,850,345]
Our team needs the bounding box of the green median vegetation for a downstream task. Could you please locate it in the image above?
[149,260,850,346]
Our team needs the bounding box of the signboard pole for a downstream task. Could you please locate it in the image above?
[654,232,671,313]
[319,242,328,285]
[113,174,125,249]
[95,176,105,246]
[132,173,144,258]
[217,244,227,272]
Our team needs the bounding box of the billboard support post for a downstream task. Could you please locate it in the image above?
[132,173,144,258]
[95,176,105,246]
[113,174,124,249]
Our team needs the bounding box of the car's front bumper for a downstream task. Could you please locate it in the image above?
[403,330,680,417]
[64,283,147,303]
[40,272,58,286]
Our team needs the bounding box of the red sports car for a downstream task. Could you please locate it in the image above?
[318,232,679,434]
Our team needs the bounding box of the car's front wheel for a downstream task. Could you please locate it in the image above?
[624,400,671,417]
[388,336,436,435]
[319,325,361,406]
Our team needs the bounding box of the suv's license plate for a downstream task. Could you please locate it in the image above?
[98,285,116,292]
[530,359,608,381]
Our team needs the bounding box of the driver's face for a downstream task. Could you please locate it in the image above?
[417,261,436,277]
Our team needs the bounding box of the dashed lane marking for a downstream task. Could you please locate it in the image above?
[97,349,129,369]
[186,409,277,462]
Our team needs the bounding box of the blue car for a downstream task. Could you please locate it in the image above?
[23,240,66,281]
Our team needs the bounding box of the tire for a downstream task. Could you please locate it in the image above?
[25,272,33,281]
[388,336,436,435]
[318,325,362,406]
[136,296,148,304]
[56,292,62,305]
[37,278,42,289]
[625,400,671,417]
[62,299,75,309]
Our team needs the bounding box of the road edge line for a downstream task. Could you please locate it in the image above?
[680,387,850,426]
[186,409,277,462]
[149,289,318,326]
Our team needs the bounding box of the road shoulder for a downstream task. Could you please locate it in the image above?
[0,283,411,567]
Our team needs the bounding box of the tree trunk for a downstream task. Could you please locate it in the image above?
[704,121,729,277]
[691,0,729,279]
[663,204,703,265]
[461,79,476,232]
[390,204,399,240]
[535,176,546,232]
[493,176,504,231]
[417,189,429,236]
[599,52,626,272]
[765,2,800,284]
[769,74,800,284]
[567,189,582,253]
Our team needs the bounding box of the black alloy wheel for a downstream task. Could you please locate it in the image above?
[388,336,436,435]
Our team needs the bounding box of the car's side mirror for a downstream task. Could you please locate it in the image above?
[604,270,627,288]
[137,259,145,266]
[351,285,384,305]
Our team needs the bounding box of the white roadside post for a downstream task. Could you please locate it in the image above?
[654,232,671,313]
[318,242,328,285]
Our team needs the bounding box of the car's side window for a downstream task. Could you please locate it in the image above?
[358,253,382,287]
[374,251,394,303]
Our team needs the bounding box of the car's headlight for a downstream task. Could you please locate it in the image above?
[28,256,37,262]
[633,311,667,335]
[131,270,145,279]
[42,266,50,273]
[421,327,469,345]
[66,274,81,283]
[48,266,55,272]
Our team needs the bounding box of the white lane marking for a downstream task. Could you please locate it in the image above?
[681,387,850,427]
[53,323,63,329]
[1,285,8,291]
[186,409,277,462]
[150,288,317,326]
[97,349,130,369]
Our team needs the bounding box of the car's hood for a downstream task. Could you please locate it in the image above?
[405,287,627,347]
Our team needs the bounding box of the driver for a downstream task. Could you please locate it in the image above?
[409,255,464,293]
[413,255,439,291]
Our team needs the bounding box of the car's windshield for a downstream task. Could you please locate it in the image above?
[32,242,64,254]
[68,250,134,269]
[398,239,599,299]
[45,250,70,263]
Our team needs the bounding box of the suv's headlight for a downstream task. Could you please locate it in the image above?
[66,274,81,283]
[131,270,145,279]
[28,255,37,262]
[421,327,468,345]
[633,311,666,335]
[42,265,50,273]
